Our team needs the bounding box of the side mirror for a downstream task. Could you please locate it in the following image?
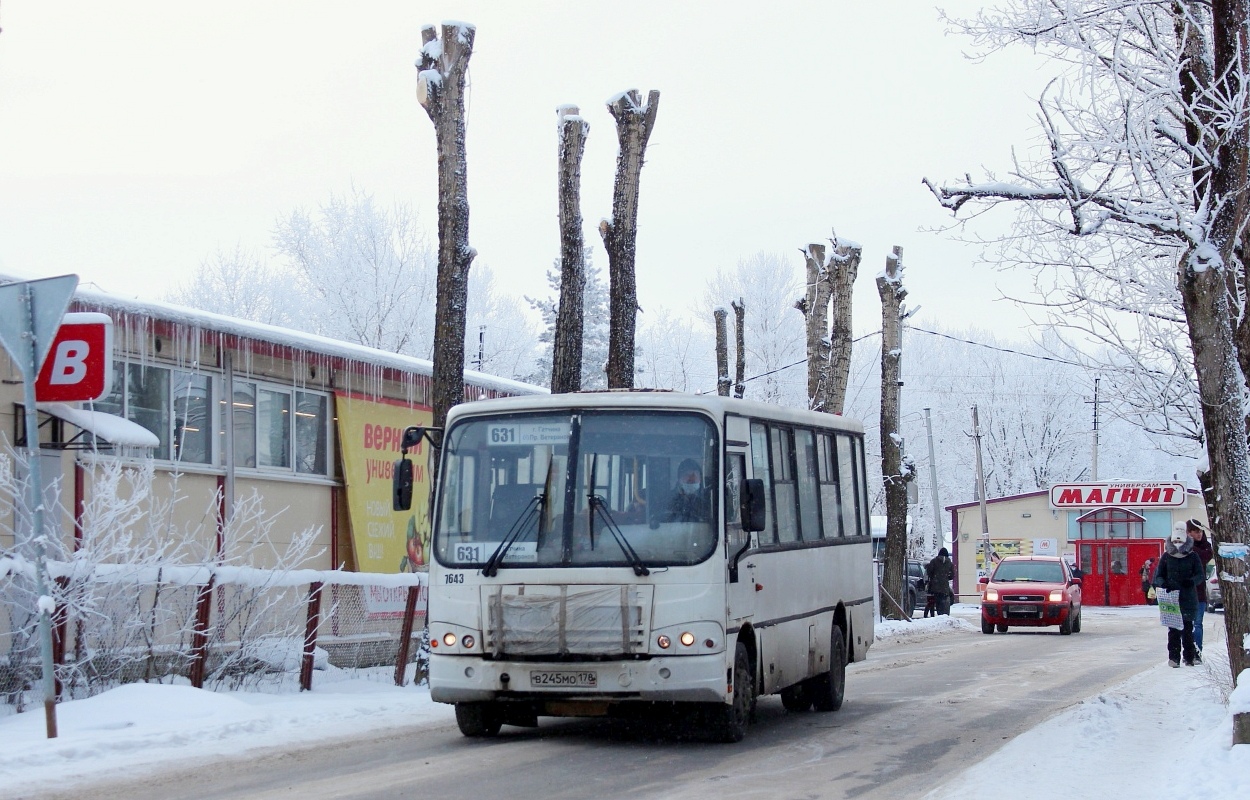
[1070,577,1083,587]
[401,426,425,451]
[393,457,414,511]
[977,576,988,586]
[741,478,766,533]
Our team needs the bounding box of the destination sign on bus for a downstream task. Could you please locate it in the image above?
[487,421,570,446]
[451,541,537,563]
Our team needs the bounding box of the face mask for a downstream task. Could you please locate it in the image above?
[1170,534,1186,547]
[679,480,700,495]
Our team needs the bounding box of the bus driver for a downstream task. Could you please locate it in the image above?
[666,458,710,523]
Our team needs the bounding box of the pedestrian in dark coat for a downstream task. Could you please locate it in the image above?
[926,548,955,616]
[1185,519,1214,653]
[1153,527,1204,667]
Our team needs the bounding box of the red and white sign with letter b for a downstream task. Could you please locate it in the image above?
[34,312,113,403]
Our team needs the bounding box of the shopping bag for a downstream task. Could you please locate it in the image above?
[1156,589,1183,629]
[1147,586,1156,600]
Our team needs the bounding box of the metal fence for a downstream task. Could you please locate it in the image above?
[0,560,427,716]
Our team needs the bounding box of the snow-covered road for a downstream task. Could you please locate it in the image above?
[1,606,1244,800]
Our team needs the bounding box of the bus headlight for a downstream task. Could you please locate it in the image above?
[651,622,724,655]
[442,632,457,647]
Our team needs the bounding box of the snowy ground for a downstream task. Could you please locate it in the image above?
[0,606,1245,799]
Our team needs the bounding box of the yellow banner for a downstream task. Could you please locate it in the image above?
[335,392,433,574]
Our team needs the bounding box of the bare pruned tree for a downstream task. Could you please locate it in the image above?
[600,89,660,389]
[551,105,590,394]
[714,306,731,396]
[796,243,834,412]
[827,236,863,414]
[416,21,477,430]
[877,247,915,620]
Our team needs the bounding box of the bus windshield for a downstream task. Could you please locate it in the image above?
[434,410,719,570]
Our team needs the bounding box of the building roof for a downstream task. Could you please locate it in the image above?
[0,274,546,399]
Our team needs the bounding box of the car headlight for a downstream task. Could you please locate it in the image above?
[1049,590,1065,602]
[985,589,999,601]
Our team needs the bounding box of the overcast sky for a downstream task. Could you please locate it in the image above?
[0,1,1053,339]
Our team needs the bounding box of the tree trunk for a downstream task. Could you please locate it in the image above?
[1178,0,1250,688]
[416,23,476,432]
[828,239,863,415]
[732,298,746,398]
[551,105,589,394]
[1180,247,1250,684]
[600,89,660,389]
[714,306,730,396]
[878,246,914,620]
[797,244,833,412]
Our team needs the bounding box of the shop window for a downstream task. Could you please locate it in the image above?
[229,381,258,468]
[258,389,291,468]
[90,359,331,478]
[173,372,212,464]
[1076,507,1145,540]
[295,392,328,474]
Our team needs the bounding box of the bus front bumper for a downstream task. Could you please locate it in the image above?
[428,652,729,705]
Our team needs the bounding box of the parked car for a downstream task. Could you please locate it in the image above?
[979,555,1083,635]
[1207,563,1222,610]
[906,558,926,612]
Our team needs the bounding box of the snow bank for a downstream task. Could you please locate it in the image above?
[0,679,452,796]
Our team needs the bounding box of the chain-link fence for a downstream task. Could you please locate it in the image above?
[0,560,427,717]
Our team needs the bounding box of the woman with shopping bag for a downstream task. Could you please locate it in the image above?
[1152,525,1205,667]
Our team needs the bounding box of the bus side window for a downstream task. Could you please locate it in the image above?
[817,434,843,537]
[749,422,776,544]
[771,426,798,543]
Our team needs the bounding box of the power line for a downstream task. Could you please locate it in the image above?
[698,330,881,395]
[907,326,1086,367]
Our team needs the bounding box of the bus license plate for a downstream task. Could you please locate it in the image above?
[530,670,597,688]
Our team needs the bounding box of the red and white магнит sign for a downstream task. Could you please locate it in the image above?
[34,312,113,403]
[1049,482,1187,509]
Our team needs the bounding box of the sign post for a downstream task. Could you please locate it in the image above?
[0,274,79,739]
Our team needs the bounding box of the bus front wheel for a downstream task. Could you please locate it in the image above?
[455,702,503,737]
[707,641,754,742]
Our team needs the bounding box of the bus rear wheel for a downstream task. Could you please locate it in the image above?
[455,702,503,737]
[707,641,753,742]
[808,626,847,713]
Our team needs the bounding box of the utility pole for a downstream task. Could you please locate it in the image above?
[924,407,942,555]
[1090,376,1100,481]
[473,325,486,371]
[971,404,991,577]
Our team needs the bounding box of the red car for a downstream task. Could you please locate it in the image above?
[979,556,1083,635]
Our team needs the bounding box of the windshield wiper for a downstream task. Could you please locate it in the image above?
[588,494,649,577]
[481,494,543,577]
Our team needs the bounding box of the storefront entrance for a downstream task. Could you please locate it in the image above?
[1077,540,1164,606]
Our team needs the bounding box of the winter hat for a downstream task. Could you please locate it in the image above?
[937,547,949,558]
[1166,529,1194,557]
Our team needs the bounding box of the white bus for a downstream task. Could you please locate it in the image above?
[393,391,875,741]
